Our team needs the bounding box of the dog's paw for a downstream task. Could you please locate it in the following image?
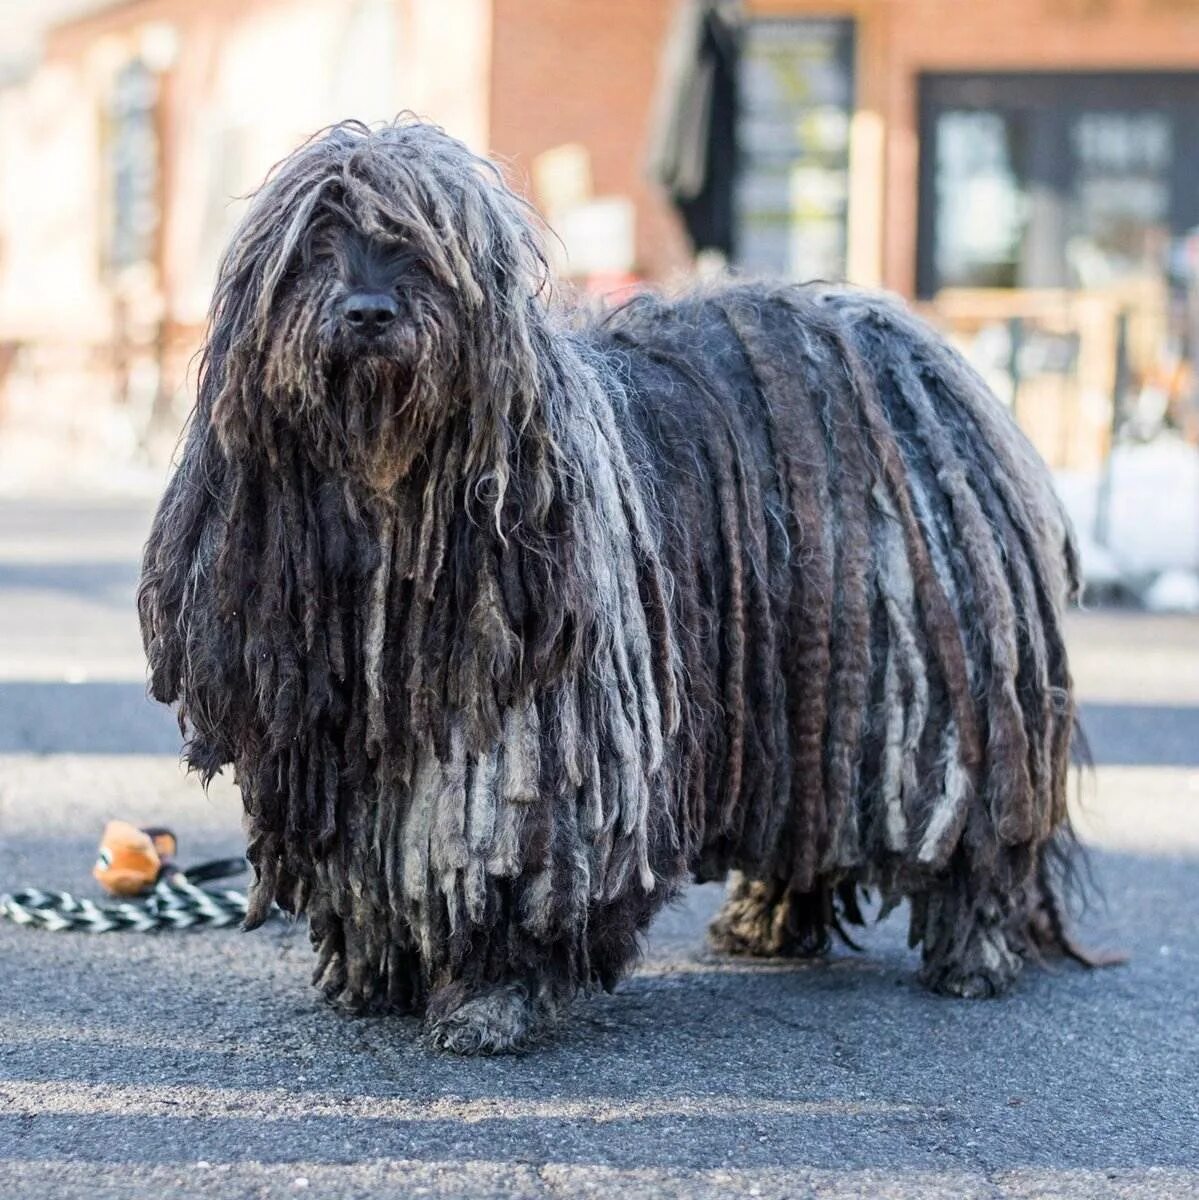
[708,875,830,960]
[425,983,544,1055]
[920,927,1024,999]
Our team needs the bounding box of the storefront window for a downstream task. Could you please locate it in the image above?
[934,111,1026,289]
[918,73,1198,297]
[1070,111,1172,285]
[735,19,855,281]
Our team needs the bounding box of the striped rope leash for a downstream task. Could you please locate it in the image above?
[0,864,257,933]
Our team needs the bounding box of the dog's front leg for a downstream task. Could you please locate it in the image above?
[424,971,568,1055]
[422,911,581,1055]
[307,899,425,1016]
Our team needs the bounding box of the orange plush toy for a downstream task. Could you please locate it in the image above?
[2,823,257,933]
[92,821,178,897]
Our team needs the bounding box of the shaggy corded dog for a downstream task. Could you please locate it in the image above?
[140,119,1090,1054]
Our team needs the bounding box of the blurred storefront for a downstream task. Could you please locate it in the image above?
[2,0,1199,498]
[649,0,1199,480]
[0,0,497,483]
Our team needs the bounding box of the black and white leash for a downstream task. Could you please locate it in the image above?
[0,859,259,933]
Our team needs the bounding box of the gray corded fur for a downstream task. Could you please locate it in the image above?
[139,118,1092,1054]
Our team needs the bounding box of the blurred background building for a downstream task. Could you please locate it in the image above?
[0,0,1196,596]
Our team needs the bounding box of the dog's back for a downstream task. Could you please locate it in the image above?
[595,281,1079,994]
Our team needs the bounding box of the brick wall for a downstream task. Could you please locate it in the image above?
[488,0,693,282]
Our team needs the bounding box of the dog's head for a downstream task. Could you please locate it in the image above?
[205,119,553,487]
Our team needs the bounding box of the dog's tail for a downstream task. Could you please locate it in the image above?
[1029,715,1127,969]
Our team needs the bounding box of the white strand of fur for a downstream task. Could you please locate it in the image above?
[500,700,541,803]
[364,510,394,752]
[872,484,931,853]
[464,751,498,922]
[918,724,972,866]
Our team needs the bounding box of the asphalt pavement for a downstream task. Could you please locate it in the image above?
[0,496,1197,1200]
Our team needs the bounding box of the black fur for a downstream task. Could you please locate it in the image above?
[140,119,1088,1053]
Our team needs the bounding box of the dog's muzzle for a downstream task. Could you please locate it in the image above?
[341,291,399,339]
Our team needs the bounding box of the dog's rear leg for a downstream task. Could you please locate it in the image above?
[709,871,852,959]
[912,864,1026,998]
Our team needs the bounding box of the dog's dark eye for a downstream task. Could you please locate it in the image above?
[390,258,430,291]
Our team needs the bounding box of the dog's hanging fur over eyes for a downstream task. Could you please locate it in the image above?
[140,118,1091,1054]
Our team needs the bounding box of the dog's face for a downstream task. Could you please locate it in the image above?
[209,121,551,485]
[325,230,436,364]
[245,214,461,447]
[278,223,457,391]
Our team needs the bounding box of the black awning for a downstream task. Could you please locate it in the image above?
[646,0,741,258]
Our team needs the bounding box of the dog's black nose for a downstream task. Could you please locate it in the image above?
[342,291,399,336]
